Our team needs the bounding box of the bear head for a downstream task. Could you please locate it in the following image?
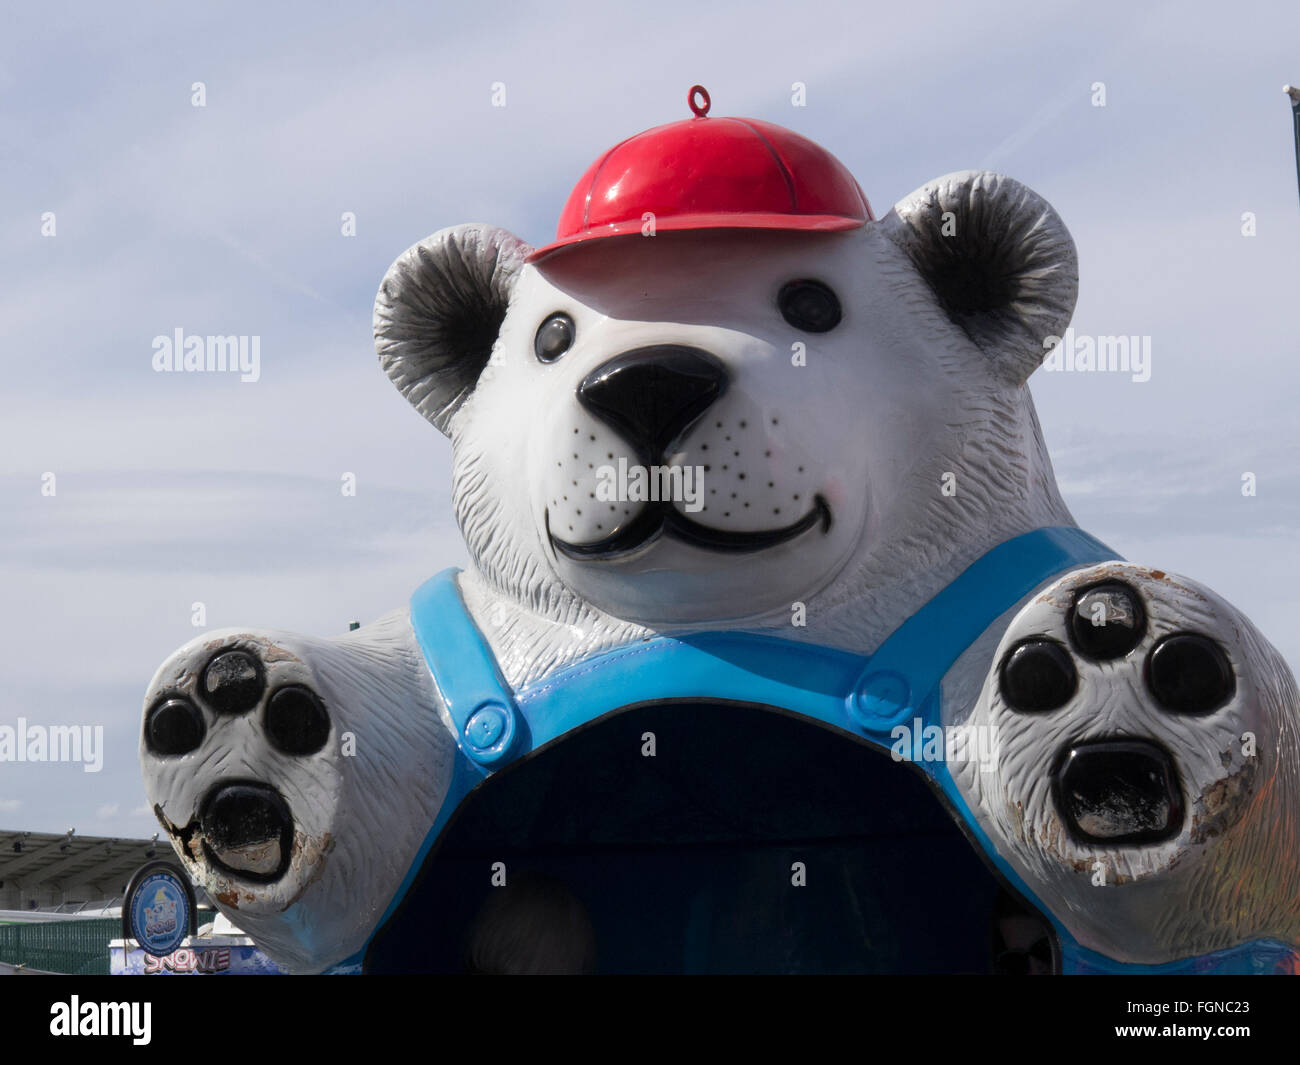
[375,169,1078,637]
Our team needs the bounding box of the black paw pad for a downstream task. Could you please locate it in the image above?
[1069,581,1146,660]
[265,686,330,755]
[999,639,1077,713]
[145,697,205,756]
[1146,633,1235,715]
[200,782,294,882]
[1053,740,1184,845]
[200,649,265,715]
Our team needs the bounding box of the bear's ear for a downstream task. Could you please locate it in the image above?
[374,224,531,434]
[881,171,1077,385]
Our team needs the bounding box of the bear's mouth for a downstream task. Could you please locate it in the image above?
[548,494,832,560]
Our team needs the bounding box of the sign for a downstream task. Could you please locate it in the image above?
[122,861,196,958]
[110,937,285,976]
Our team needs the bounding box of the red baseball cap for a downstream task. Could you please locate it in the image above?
[526,86,872,263]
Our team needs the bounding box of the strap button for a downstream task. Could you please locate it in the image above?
[849,670,912,732]
[464,700,515,764]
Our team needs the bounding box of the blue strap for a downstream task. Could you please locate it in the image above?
[407,526,1119,765]
[517,630,868,750]
[850,525,1119,730]
[408,571,523,768]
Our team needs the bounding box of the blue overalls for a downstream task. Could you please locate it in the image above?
[336,526,1297,974]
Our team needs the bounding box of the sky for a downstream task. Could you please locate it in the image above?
[2,0,1299,839]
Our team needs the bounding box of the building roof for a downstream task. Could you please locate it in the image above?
[0,827,167,909]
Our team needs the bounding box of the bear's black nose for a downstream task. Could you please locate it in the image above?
[578,345,727,457]
[1052,739,1184,845]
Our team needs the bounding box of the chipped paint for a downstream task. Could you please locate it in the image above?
[1189,753,1257,845]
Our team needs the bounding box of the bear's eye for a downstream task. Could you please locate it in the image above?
[535,312,576,362]
[778,280,841,333]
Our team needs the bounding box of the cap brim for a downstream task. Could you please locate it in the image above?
[525,212,867,263]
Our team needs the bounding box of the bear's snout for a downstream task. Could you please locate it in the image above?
[578,345,727,458]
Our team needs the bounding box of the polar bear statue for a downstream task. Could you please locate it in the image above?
[139,88,1300,975]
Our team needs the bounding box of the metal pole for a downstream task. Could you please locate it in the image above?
[1286,85,1300,209]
